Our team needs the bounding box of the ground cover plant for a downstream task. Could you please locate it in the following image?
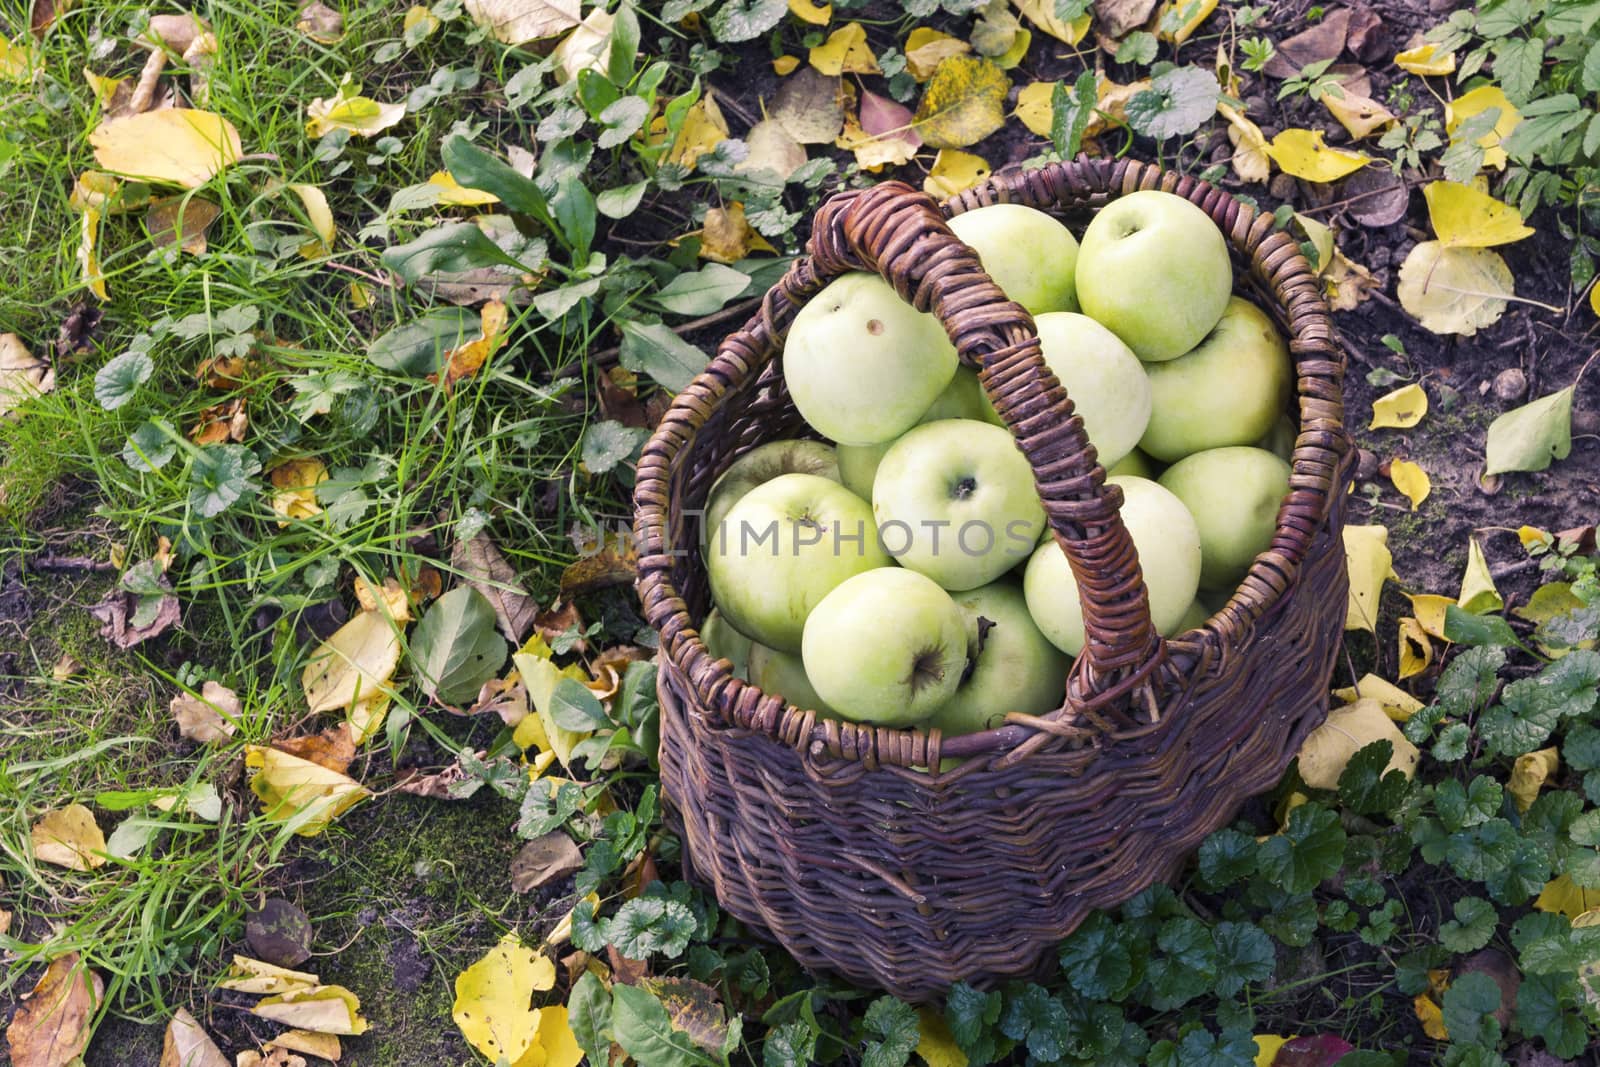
[1,0,1600,1064]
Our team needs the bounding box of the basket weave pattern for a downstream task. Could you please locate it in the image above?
[634,158,1352,1000]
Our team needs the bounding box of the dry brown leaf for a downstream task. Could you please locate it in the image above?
[90,578,180,649]
[51,654,79,681]
[171,680,240,743]
[147,197,221,254]
[161,1007,228,1067]
[511,831,584,893]
[31,0,75,36]
[266,1030,341,1061]
[464,0,580,45]
[31,805,106,870]
[295,2,344,44]
[770,67,844,144]
[463,675,529,725]
[451,533,538,642]
[273,726,357,776]
[189,398,248,445]
[5,953,103,1067]
[1326,248,1379,311]
[395,758,477,799]
[0,334,55,419]
[534,600,584,649]
[1262,7,1352,78]
[697,203,777,264]
[559,533,638,598]
[1095,0,1159,38]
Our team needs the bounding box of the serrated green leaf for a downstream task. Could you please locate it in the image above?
[1493,36,1544,104]
[1257,803,1347,893]
[1438,896,1497,952]
[188,444,259,518]
[1516,973,1589,1058]
[1050,69,1097,158]
[1125,65,1221,141]
[410,587,509,705]
[121,420,176,472]
[1339,740,1412,815]
[1211,922,1273,996]
[707,0,786,43]
[1484,387,1574,476]
[1058,913,1135,999]
[581,419,646,475]
[1197,828,1258,889]
[95,349,154,411]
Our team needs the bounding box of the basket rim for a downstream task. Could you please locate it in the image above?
[633,156,1350,769]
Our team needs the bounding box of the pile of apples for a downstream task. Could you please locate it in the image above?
[697,190,1295,736]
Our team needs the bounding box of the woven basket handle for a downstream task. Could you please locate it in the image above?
[798,181,1162,696]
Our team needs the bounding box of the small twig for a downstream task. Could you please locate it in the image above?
[25,555,116,574]
[323,261,398,288]
[1490,558,1541,580]
[556,294,764,380]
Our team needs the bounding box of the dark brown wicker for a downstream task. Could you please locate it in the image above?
[632,158,1353,1001]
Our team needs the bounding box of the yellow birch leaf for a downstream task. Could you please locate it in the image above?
[513,1006,583,1067]
[428,170,501,206]
[0,37,40,82]
[347,687,392,746]
[513,651,592,768]
[452,933,556,1064]
[79,207,107,301]
[302,609,404,712]
[1446,85,1519,170]
[438,300,511,389]
[923,148,991,199]
[162,1007,229,1067]
[6,953,102,1067]
[542,891,600,949]
[31,804,107,870]
[1389,459,1430,510]
[1397,617,1433,679]
[809,22,879,76]
[1414,993,1448,1040]
[1326,248,1380,311]
[404,6,443,43]
[1422,180,1534,248]
[1253,1036,1294,1067]
[462,0,580,46]
[1397,241,1513,336]
[788,0,831,25]
[1344,523,1396,632]
[993,27,1031,68]
[1535,874,1600,919]
[913,56,1010,149]
[1408,594,1456,641]
[269,458,328,524]
[83,68,125,109]
[1013,0,1092,44]
[218,956,320,996]
[251,985,370,1036]
[1575,907,1600,927]
[1087,78,1149,137]
[1459,537,1503,615]
[1159,0,1218,44]
[1369,383,1428,429]
[1509,747,1559,813]
[69,171,122,214]
[1219,103,1270,183]
[1014,80,1054,136]
[354,575,411,622]
[287,183,335,257]
[1517,525,1552,552]
[91,109,241,188]
[306,79,405,138]
[1332,673,1424,722]
[905,27,970,81]
[1322,90,1396,140]
[266,1030,342,1061]
[772,55,800,75]
[698,203,777,264]
[916,1009,968,1067]
[667,92,731,170]
[245,747,369,835]
[1296,698,1420,789]
[1396,42,1455,76]
[1262,128,1370,182]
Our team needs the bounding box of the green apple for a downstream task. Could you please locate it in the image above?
[1257,414,1297,461]
[872,419,1045,591]
[783,271,958,445]
[837,439,891,500]
[1173,599,1209,634]
[947,203,1080,315]
[1023,475,1201,655]
[921,366,1003,425]
[1036,312,1152,470]
[702,439,840,547]
[747,642,833,713]
[927,579,1069,736]
[1139,296,1292,462]
[706,473,890,652]
[1106,449,1156,479]
[1158,446,1290,591]
[1075,189,1233,362]
[701,608,753,678]
[801,568,968,726]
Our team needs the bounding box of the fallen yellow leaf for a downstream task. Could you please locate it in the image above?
[772,55,800,75]
[923,148,991,199]
[697,202,777,264]
[251,985,370,1036]
[462,0,580,46]
[1333,673,1424,721]
[991,27,1031,69]
[0,333,56,419]
[1218,103,1270,184]
[1414,991,1449,1040]
[354,575,412,623]
[905,27,970,82]
[1446,85,1519,170]
[1253,1035,1295,1067]
[1344,523,1396,632]
[916,1008,968,1067]
[1422,180,1534,248]
[1398,616,1433,678]
[219,956,320,997]
[1159,0,1218,44]
[79,207,107,301]
[1262,128,1370,183]
[1459,537,1503,615]
[551,10,612,84]
[1369,383,1427,429]
[147,197,221,254]
[1396,41,1455,76]
[5,953,103,1067]
[453,933,556,1064]
[404,6,442,43]
[666,91,730,170]
[161,1007,228,1067]
[1408,594,1456,641]
[788,0,830,25]
[1517,525,1552,551]
[31,804,107,870]
[1389,458,1430,510]
[809,22,879,76]
[266,1030,342,1061]
[245,747,369,835]
[1509,748,1559,813]
[0,36,40,82]
[269,458,328,524]
[513,649,592,768]
[1013,80,1054,137]
[428,170,501,206]
[1323,89,1396,140]
[1535,874,1600,919]
[90,108,240,187]
[913,55,1009,149]
[287,183,335,257]
[1396,241,1514,336]
[302,608,404,713]
[516,1006,583,1067]
[1013,0,1092,44]
[306,78,405,138]
[1296,698,1419,789]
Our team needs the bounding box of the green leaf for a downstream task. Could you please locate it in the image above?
[612,983,718,1067]
[652,262,752,316]
[1443,605,1519,648]
[121,421,176,472]
[1482,651,1600,755]
[707,0,786,42]
[946,981,1002,1050]
[1583,37,1600,93]
[581,420,646,475]
[1211,922,1273,996]
[95,350,154,411]
[1058,913,1135,999]
[188,444,259,518]
[532,276,604,321]
[1338,740,1411,815]
[568,972,613,1067]
[1197,828,1258,889]
[763,1022,819,1067]
[597,180,650,220]
[1438,896,1497,953]
[366,308,480,375]
[1442,971,1502,1046]
[1116,31,1158,65]
[860,996,919,1067]
[1257,803,1347,893]
[381,222,532,284]
[1493,36,1545,104]
[620,320,709,392]
[1485,387,1574,475]
[1432,722,1472,761]
[599,96,649,150]
[999,986,1070,1064]
[1435,776,1502,832]
[551,174,596,259]
[1563,722,1600,770]
[410,587,508,705]
[1050,70,1098,159]
[1125,66,1221,141]
[549,676,612,731]
[1146,918,1217,1009]
[1516,973,1589,1059]
[1437,645,1508,715]
[608,2,641,83]
[609,897,698,959]
[441,136,553,225]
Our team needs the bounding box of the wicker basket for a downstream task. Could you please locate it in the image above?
[633,158,1352,1001]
